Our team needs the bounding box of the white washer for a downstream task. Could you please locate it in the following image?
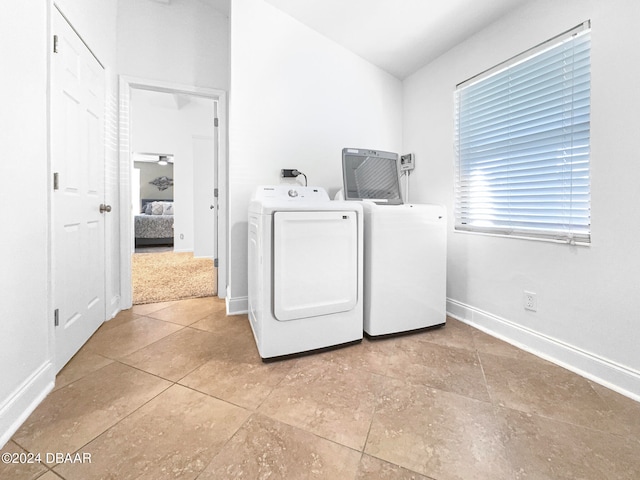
[248,186,363,360]
[361,202,447,336]
[341,148,447,336]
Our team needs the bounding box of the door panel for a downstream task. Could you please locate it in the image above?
[273,211,358,321]
[52,9,106,372]
[193,134,216,259]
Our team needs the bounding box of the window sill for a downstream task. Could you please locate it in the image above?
[453,228,591,247]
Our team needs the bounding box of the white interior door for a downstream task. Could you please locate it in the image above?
[52,9,106,372]
[193,134,217,259]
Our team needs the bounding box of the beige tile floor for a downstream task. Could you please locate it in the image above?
[3,296,640,480]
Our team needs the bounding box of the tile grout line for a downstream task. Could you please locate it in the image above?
[174,382,255,413]
[360,372,385,457]
[48,362,177,472]
[474,349,495,407]
[13,371,175,476]
[84,317,189,362]
[192,410,256,480]
[77,378,174,448]
[474,348,522,478]
[476,350,636,438]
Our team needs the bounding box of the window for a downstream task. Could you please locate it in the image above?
[454,23,591,244]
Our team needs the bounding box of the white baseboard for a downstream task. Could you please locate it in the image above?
[447,298,640,402]
[193,254,214,260]
[108,296,121,320]
[226,295,248,316]
[0,361,55,448]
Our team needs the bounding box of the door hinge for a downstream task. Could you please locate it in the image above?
[214,117,219,128]
[53,35,59,53]
[53,172,59,190]
[214,258,219,268]
[54,308,59,327]
[214,188,219,198]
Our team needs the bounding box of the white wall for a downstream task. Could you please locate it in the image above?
[0,1,51,449]
[0,0,119,447]
[117,0,229,90]
[131,89,215,252]
[403,0,640,398]
[134,162,174,203]
[227,0,403,310]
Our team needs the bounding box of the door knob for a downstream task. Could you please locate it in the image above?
[210,205,215,209]
[99,204,112,213]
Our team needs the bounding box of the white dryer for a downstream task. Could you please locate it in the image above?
[248,186,363,360]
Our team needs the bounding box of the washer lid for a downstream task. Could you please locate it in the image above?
[342,148,403,204]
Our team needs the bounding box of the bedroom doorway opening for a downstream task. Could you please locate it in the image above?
[132,152,175,254]
[126,85,221,305]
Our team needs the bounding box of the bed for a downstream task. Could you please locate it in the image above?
[135,199,174,247]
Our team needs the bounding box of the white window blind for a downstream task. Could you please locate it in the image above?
[454,24,591,244]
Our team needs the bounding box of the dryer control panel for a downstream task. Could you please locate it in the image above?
[252,185,330,202]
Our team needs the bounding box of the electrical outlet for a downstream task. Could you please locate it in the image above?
[523,291,537,312]
[400,153,415,172]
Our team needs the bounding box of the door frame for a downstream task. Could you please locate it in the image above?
[118,76,228,308]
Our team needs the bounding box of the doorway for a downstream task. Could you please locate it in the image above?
[129,88,216,304]
[119,78,227,309]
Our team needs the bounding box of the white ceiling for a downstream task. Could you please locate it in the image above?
[263,0,531,79]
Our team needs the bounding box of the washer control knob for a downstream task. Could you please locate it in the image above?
[288,189,298,197]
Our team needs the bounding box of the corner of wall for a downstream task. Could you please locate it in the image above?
[0,362,55,448]
[225,285,248,315]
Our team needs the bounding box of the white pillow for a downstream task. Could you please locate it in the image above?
[151,202,164,215]
[163,202,174,215]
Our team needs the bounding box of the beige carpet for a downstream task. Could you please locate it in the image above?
[132,251,216,305]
